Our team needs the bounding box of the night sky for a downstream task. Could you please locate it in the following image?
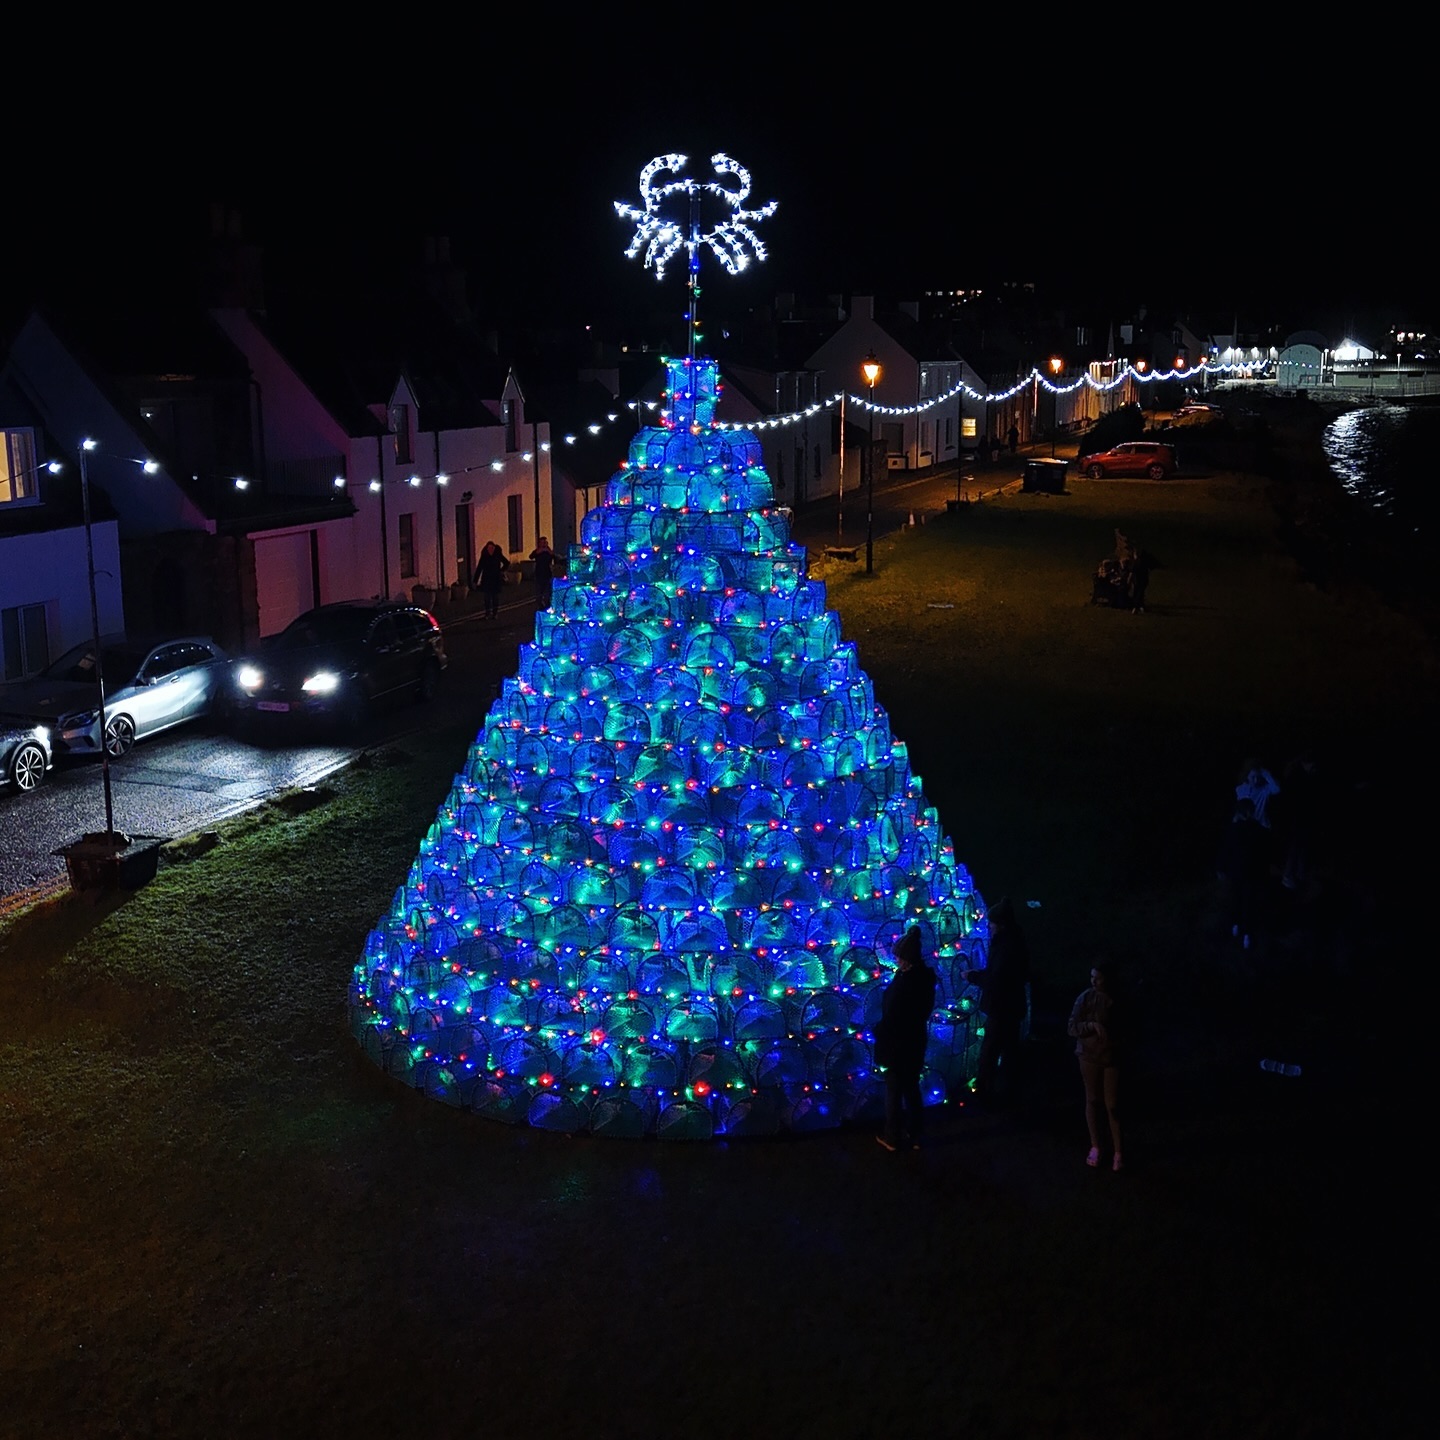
[5,32,1431,348]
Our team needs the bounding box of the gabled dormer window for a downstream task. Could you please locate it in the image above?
[2,428,40,505]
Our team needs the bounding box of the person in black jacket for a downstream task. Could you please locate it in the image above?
[966,896,1031,1105]
[473,541,508,619]
[529,536,557,610]
[874,927,937,1152]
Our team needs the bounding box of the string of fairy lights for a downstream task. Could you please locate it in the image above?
[328,358,1242,498]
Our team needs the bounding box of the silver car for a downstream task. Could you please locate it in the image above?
[0,635,229,758]
[1,716,52,793]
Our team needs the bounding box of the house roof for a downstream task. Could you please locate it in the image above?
[255,278,509,435]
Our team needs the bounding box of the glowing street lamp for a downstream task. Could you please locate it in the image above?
[76,439,157,843]
[862,353,881,574]
[1049,357,1063,456]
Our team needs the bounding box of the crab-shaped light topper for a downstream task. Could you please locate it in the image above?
[615,152,778,282]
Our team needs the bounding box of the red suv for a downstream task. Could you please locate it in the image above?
[1081,441,1178,480]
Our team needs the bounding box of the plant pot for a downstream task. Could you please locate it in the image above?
[55,832,163,893]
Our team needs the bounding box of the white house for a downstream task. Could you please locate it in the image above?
[0,415,123,678]
[803,297,975,478]
[211,307,560,638]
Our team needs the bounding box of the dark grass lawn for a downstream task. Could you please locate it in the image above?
[1,464,1430,1439]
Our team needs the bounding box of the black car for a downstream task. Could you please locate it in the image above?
[230,601,447,730]
[1,715,53,794]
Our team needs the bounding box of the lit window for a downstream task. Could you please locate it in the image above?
[1,428,39,505]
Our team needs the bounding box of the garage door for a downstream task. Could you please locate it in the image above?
[254,531,316,637]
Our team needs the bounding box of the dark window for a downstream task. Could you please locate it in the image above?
[503,400,518,453]
[145,644,201,679]
[158,642,214,676]
[399,513,416,578]
[507,494,524,553]
[368,615,400,651]
[2,602,50,679]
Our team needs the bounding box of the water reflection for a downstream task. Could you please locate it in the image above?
[1322,406,1404,521]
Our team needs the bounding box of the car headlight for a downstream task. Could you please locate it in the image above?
[302,671,340,695]
[60,711,97,730]
[236,665,264,691]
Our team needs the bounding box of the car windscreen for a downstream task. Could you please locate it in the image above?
[275,610,375,648]
[42,642,147,685]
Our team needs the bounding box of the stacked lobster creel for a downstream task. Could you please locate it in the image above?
[351,355,990,1138]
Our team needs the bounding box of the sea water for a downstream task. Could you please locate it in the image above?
[1321,403,1440,539]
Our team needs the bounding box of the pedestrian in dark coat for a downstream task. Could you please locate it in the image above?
[529,536,557,610]
[874,927,937,1151]
[1007,422,1020,454]
[473,541,508,619]
[966,896,1031,1104]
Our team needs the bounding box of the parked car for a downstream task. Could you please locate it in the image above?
[1081,441,1178,480]
[1,716,53,793]
[0,636,230,758]
[229,600,447,731]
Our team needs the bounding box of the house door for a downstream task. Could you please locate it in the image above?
[455,504,473,586]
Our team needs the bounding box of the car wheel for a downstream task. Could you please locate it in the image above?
[10,741,47,792]
[104,714,136,758]
[1147,463,1167,480]
[1087,463,1105,479]
[416,659,441,703]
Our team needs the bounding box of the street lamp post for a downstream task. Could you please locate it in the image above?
[76,440,118,842]
[74,441,161,842]
[1049,356,1063,456]
[862,353,880,574]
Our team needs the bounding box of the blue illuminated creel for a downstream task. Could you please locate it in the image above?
[350,355,992,1139]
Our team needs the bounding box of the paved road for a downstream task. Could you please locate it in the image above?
[0,607,527,906]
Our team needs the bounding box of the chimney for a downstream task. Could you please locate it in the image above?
[206,206,265,312]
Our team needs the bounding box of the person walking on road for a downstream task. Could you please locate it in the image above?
[473,540,508,620]
[874,927,937,1152]
[1007,422,1020,455]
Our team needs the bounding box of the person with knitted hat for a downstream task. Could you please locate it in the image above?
[874,926,937,1152]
